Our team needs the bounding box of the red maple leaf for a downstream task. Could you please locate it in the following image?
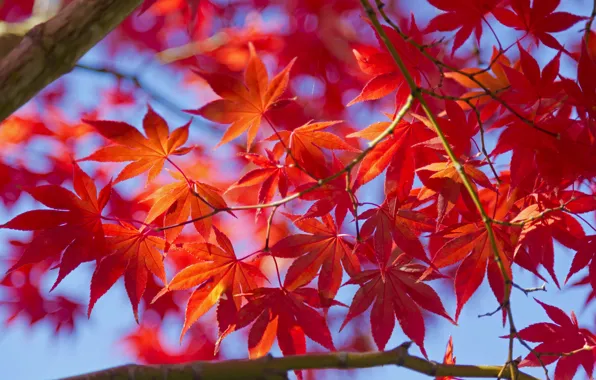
[349,21,426,105]
[562,41,596,123]
[294,155,357,226]
[0,242,85,334]
[427,221,513,321]
[226,149,291,215]
[426,0,503,53]
[188,43,296,150]
[271,214,360,303]
[348,119,434,202]
[413,100,479,158]
[493,0,585,51]
[359,198,435,268]
[1,164,111,288]
[512,196,585,287]
[153,227,266,339]
[512,299,595,379]
[81,106,192,184]
[499,44,562,113]
[122,322,217,365]
[341,254,453,356]
[88,223,167,321]
[234,286,336,360]
[566,235,596,294]
[492,104,596,188]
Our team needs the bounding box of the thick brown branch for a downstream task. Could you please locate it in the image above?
[58,344,539,380]
[0,0,143,122]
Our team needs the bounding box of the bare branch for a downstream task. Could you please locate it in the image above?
[0,0,143,122]
[58,343,539,380]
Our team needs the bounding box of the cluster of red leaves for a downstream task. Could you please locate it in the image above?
[1,0,596,379]
[510,300,596,380]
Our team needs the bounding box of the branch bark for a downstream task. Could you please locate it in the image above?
[0,0,143,122]
[59,343,539,380]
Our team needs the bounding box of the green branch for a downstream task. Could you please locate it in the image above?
[359,1,530,378]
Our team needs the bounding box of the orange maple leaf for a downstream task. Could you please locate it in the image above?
[188,43,296,150]
[444,47,516,109]
[81,106,192,183]
[270,120,360,179]
[143,170,228,241]
[436,337,459,380]
[417,160,494,224]
[152,227,266,339]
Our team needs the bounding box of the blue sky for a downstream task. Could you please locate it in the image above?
[1,1,595,379]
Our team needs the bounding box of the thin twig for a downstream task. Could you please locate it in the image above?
[511,282,546,296]
[156,94,415,232]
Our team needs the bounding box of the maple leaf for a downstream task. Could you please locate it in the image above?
[341,254,453,356]
[141,274,181,321]
[294,155,358,224]
[188,43,296,150]
[359,199,435,268]
[427,222,513,321]
[512,299,595,380]
[412,101,478,158]
[493,0,585,51]
[122,323,217,365]
[562,41,596,122]
[270,214,360,303]
[271,120,359,179]
[348,119,434,202]
[566,235,596,294]
[417,160,494,225]
[444,46,516,114]
[499,44,562,112]
[0,244,85,335]
[426,0,503,53]
[492,105,596,188]
[512,197,585,287]
[1,164,111,289]
[153,227,266,339]
[349,21,425,106]
[80,106,192,184]
[234,286,336,359]
[143,170,228,241]
[437,336,459,380]
[88,223,166,322]
[226,149,291,215]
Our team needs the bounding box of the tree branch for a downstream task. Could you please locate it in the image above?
[58,343,539,380]
[0,0,143,122]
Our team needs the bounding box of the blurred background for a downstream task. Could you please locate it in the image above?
[0,0,594,379]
